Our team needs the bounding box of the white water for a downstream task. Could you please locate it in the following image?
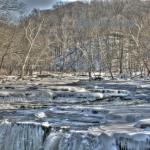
[0,122,150,150]
[0,78,150,150]
[0,123,44,150]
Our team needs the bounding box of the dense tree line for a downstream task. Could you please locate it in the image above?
[0,0,150,78]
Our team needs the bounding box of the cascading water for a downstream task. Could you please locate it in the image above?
[0,122,44,150]
[0,79,150,150]
[0,122,150,150]
[0,122,119,150]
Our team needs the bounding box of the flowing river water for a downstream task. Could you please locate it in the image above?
[0,77,150,150]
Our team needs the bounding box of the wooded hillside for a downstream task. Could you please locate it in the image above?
[0,0,150,78]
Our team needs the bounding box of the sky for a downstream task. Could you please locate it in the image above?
[22,0,87,10]
[2,0,88,22]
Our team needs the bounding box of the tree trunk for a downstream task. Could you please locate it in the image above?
[20,19,44,79]
[109,68,114,79]
[119,37,124,74]
[143,61,150,77]
[88,71,92,80]
[0,28,16,72]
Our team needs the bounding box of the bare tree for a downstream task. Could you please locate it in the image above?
[20,18,44,79]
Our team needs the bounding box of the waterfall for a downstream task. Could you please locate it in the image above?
[0,122,44,150]
[55,133,117,150]
[44,131,150,150]
[0,122,150,150]
[44,133,64,150]
[115,133,150,150]
[43,132,117,150]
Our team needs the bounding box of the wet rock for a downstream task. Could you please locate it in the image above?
[26,86,38,91]
[126,115,140,122]
[92,110,98,114]
[135,119,150,129]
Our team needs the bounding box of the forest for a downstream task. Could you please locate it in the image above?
[0,0,149,79]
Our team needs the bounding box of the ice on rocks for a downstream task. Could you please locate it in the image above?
[135,119,150,129]
[35,112,47,118]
